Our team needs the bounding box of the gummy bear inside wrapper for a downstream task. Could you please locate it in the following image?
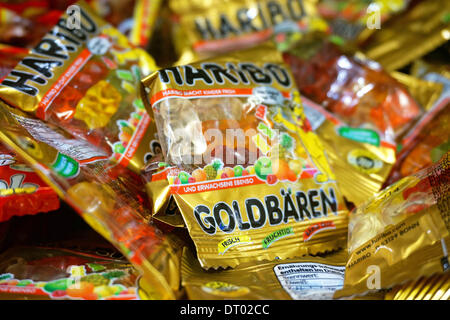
[283,40,422,143]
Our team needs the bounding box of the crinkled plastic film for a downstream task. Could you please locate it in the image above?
[0,1,159,174]
[283,40,423,144]
[0,143,60,222]
[335,152,449,299]
[0,102,179,300]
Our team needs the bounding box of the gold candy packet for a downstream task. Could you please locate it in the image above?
[169,0,324,59]
[390,71,444,112]
[301,96,396,207]
[142,43,349,269]
[335,151,449,299]
[141,153,185,228]
[361,0,450,72]
[0,1,159,174]
[385,272,450,300]
[0,101,182,300]
[181,246,348,300]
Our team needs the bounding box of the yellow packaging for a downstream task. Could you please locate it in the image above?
[362,0,450,71]
[129,0,163,48]
[335,152,450,299]
[301,96,396,207]
[170,0,322,58]
[385,273,450,300]
[0,1,159,174]
[411,59,450,81]
[390,71,444,112]
[141,153,185,227]
[142,44,349,269]
[0,101,181,300]
[182,247,348,300]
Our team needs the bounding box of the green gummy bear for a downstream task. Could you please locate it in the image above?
[43,278,75,292]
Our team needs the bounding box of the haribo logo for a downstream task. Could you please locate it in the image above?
[366,4,381,30]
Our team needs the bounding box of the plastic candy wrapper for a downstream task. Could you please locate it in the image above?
[141,43,349,269]
[301,95,396,207]
[384,272,450,300]
[0,2,58,48]
[0,101,184,300]
[316,0,411,44]
[0,1,159,174]
[283,39,423,143]
[142,154,185,228]
[385,73,449,186]
[390,71,444,113]
[0,246,151,300]
[0,142,60,223]
[385,99,449,187]
[361,0,450,72]
[181,247,352,300]
[0,0,157,47]
[169,0,326,60]
[334,152,449,299]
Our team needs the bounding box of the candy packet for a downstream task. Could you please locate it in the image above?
[142,155,185,228]
[0,0,159,174]
[141,43,349,269]
[390,71,444,113]
[283,39,423,144]
[0,142,60,223]
[316,0,411,44]
[0,45,61,222]
[300,95,396,207]
[361,0,450,72]
[384,272,449,300]
[169,0,327,59]
[181,246,350,300]
[385,72,449,186]
[0,101,181,300]
[385,100,449,187]
[0,246,148,300]
[0,2,57,48]
[334,152,449,299]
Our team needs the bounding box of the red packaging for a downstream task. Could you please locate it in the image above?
[0,143,60,222]
[283,40,422,144]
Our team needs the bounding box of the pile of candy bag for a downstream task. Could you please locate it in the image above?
[0,0,448,300]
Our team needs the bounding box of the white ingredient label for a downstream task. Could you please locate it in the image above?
[13,114,108,163]
[273,262,345,300]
